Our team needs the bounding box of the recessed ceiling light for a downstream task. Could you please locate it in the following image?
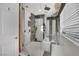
[38,9,42,12]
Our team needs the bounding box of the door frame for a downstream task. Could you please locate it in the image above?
[19,3,25,53]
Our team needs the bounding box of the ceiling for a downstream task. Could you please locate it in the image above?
[23,3,56,16]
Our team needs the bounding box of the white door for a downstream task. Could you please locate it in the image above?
[0,4,19,56]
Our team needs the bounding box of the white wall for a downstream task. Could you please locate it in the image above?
[52,20,56,34]
[24,5,31,47]
[45,18,49,37]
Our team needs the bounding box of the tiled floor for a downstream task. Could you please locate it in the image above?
[20,34,79,56]
[20,42,45,56]
[51,34,79,56]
